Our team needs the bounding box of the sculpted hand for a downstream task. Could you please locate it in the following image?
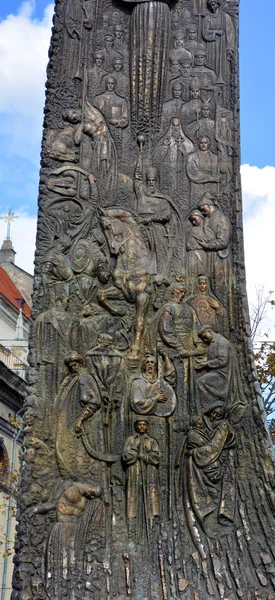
[158,393,167,403]
[75,421,83,434]
[208,298,219,309]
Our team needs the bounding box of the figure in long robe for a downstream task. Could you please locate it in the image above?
[177,404,236,540]
[202,0,235,85]
[123,419,160,542]
[196,326,246,421]
[134,152,183,278]
[121,0,171,132]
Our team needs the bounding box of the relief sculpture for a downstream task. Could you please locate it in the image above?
[14,1,275,599]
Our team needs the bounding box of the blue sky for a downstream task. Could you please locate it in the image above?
[0,0,274,337]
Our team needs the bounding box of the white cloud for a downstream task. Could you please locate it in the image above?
[0,1,54,116]
[0,1,54,162]
[242,164,275,340]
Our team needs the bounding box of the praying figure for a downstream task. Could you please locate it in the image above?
[123,419,160,541]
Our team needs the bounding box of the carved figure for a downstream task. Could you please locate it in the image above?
[185,23,206,58]
[157,284,200,358]
[186,209,212,283]
[81,101,118,195]
[202,0,235,85]
[134,151,183,279]
[186,102,216,150]
[123,419,160,541]
[163,81,184,125]
[187,275,225,332]
[130,353,176,419]
[173,30,193,63]
[45,110,81,162]
[34,294,78,422]
[33,480,102,599]
[197,192,231,302]
[55,352,103,482]
[41,248,72,304]
[154,117,194,196]
[171,10,181,32]
[179,59,193,102]
[102,57,130,98]
[94,77,128,129]
[167,52,184,96]
[121,0,171,131]
[192,49,217,91]
[179,404,236,539]
[196,326,245,419]
[100,208,153,357]
[88,50,108,98]
[102,32,123,72]
[186,136,220,206]
[180,77,202,128]
[113,23,127,54]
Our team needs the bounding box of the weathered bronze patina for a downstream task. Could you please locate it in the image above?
[13,1,275,599]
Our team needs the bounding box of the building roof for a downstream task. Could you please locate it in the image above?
[0,267,31,319]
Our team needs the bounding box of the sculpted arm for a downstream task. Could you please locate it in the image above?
[130,379,159,414]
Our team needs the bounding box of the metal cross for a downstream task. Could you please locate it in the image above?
[0,208,19,240]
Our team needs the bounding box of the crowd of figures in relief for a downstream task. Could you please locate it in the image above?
[13,1,275,600]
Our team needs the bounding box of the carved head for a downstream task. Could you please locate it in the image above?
[181,59,192,77]
[171,117,182,139]
[197,275,210,294]
[205,402,225,422]
[207,0,221,13]
[198,136,211,152]
[146,167,159,194]
[55,295,69,310]
[65,352,83,373]
[112,10,122,26]
[189,78,201,99]
[169,52,181,72]
[142,354,157,378]
[114,24,124,39]
[106,76,117,92]
[201,103,212,119]
[94,50,105,67]
[194,50,207,67]
[135,419,148,435]
[30,576,44,598]
[112,57,124,72]
[102,13,110,29]
[105,33,115,49]
[198,192,216,215]
[189,209,204,227]
[171,81,183,100]
[171,283,186,303]
[171,12,180,30]
[198,325,214,343]
[187,23,198,40]
[173,31,185,48]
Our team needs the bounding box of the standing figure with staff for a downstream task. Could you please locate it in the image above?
[202,0,235,86]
